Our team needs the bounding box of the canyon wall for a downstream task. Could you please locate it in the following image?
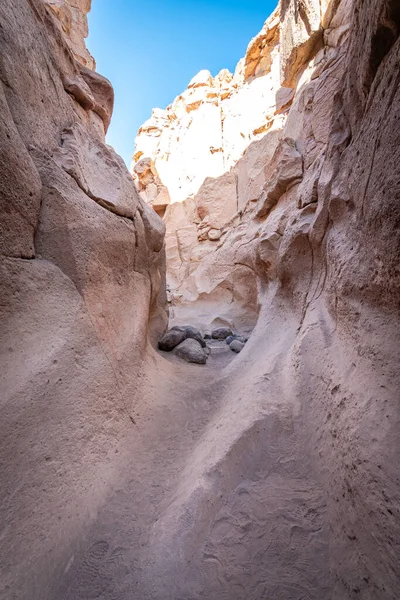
[0,0,167,597]
[131,0,353,330]
[0,0,399,599]
[129,0,400,598]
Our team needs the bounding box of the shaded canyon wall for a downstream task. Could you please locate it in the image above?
[0,0,167,597]
[0,0,399,599]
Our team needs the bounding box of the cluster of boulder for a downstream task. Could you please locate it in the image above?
[225,333,248,353]
[158,325,248,364]
[206,327,248,353]
[158,325,208,364]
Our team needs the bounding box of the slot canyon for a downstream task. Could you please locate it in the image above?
[0,0,399,599]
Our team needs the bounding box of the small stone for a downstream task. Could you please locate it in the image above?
[208,228,222,241]
[174,339,207,364]
[230,340,245,353]
[158,329,186,352]
[212,327,233,340]
[226,334,248,344]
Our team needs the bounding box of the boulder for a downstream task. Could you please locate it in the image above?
[226,334,248,345]
[212,327,233,340]
[174,339,208,365]
[230,340,245,353]
[158,329,186,352]
[171,325,206,348]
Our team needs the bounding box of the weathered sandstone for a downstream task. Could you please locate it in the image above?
[43,0,95,68]
[126,0,399,597]
[132,3,327,328]
[0,1,167,597]
[1,0,399,599]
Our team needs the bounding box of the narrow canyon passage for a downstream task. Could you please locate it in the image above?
[57,343,233,599]
[57,301,332,600]
[1,0,399,599]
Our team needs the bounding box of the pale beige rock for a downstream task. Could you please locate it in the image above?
[0,3,167,598]
[208,228,222,241]
[2,2,400,600]
[195,171,238,229]
[235,128,282,210]
[78,65,115,131]
[0,82,42,258]
[188,69,213,88]
[52,123,138,218]
[69,0,400,598]
[133,156,171,215]
[131,8,289,325]
[244,7,280,79]
[43,0,95,68]
[131,9,284,205]
[256,138,303,217]
[279,0,323,87]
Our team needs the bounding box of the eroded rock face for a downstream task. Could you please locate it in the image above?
[127,1,400,598]
[0,1,167,597]
[131,2,334,329]
[1,1,400,599]
[43,0,95,68]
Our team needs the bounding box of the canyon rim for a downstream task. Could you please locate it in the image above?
[0,1,399,600]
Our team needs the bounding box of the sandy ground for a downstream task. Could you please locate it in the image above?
[55,320,332,600]
[57,341,236,599]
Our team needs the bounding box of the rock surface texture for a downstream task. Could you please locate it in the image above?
[43,0,96,68]
[131,7,286,328]
[0,1,167,597]
[174,338,208,364]
[1,0,400,600]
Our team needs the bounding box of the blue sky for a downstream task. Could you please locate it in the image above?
[87,0,277,166]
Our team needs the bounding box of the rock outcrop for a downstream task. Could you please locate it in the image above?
[43,0,95,68]
[0,1,167,597]
[131,6,313,329]
[130,0,366,335]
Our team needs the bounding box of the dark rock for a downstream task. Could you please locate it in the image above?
[174,339,207,364]
[212,327,233,340]
[230,340,245,353]
[171,325,206,348]
[158,329,186,352]
[225,334,248,345]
